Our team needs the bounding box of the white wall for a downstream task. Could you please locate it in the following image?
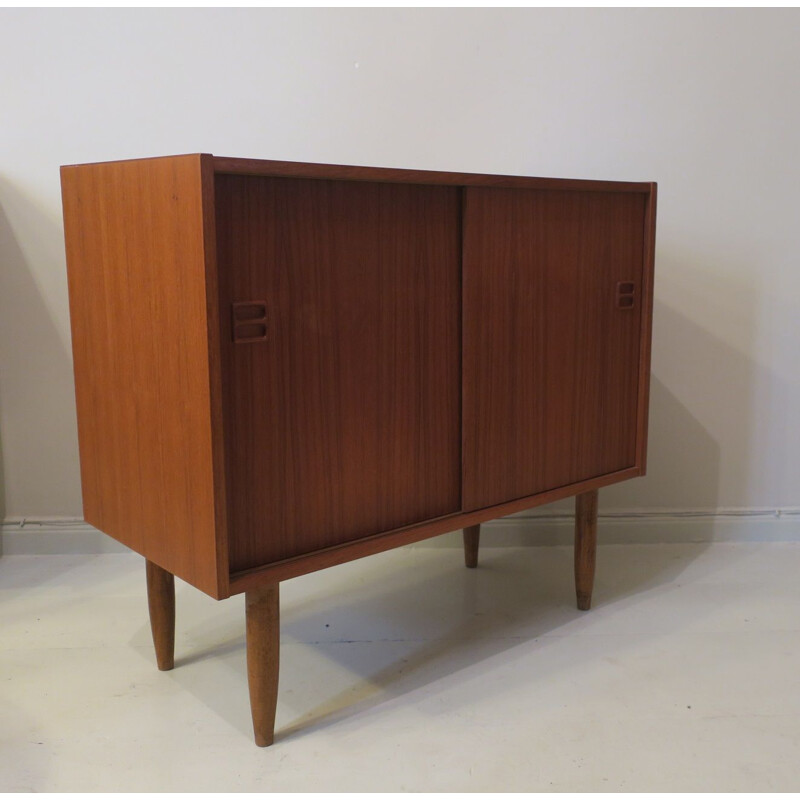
[2,8,800,523]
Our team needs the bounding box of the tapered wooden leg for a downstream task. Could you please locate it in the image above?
[246,584,280,747]
[574,490,598,611]
[463,524,480,568]
[146,560,175,671]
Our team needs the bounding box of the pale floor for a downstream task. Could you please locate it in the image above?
[1,541,799,792]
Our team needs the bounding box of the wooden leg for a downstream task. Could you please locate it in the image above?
[463,524,480,568]
[246,584,280,747]
[146,560,175,671]
[574,490,598,611]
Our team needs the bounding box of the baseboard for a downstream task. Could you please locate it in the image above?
[3,508,800,556]
[414,507,800,548]
[1,518,131,555]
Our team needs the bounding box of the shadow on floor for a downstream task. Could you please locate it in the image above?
[155,538,724,743]
[276,543,713,741]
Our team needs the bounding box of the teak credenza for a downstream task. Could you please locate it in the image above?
[61,154,656,746]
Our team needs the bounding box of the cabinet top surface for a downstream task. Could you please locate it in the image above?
[60,154,655,193]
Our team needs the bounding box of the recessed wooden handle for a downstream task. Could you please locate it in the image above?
[232,301,268,343]
[616,281,636,309]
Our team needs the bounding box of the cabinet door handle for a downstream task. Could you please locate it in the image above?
[232,301,268,343]
[615,281,636,309]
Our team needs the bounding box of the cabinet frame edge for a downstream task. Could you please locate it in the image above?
[212,156,653,194]
[227,465,641,592]
[635,183,657,474]
[199,154,232,599]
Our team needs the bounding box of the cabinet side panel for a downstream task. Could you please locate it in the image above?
[216,175,462,572]
[463,188,646,511]
[61,156,222,597]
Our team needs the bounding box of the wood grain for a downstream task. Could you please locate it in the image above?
[574,490,598,611]
[199,155,232,597]
[146,560,175,670]
[462,188,647,511]
[463,524,480,569]
[636,184,658,472]
[246,583,280,747]
[62,153,656,602]
[228,466,640,592]
[215,175,462,572]
[61,155,227,598]
[214,156,652,193]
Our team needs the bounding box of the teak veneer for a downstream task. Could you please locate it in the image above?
[61,154,656,746]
